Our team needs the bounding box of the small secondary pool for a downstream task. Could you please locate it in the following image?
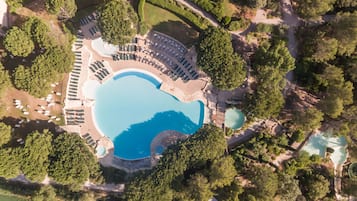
[94,70,204,160]
[96,146,106,157]
[301,131,347,167]
[224,108,245,130]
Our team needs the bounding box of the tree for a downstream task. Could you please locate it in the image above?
[185,174,214,201]
[329,12,357,56]
[246,166,278,200]
[0,63,11,95]
[22,17,53,49]
[32,185,57,201]
[277,174,302,201]
[215,180,243,201]
[20,130,52,182]
[13,65,31,91]
[0,148,20,179]
[48,133,100,187]
[0,122,11,147]
[78,192,96,201]
[245,0,267,8]
[45,0,77,19]
[294,107,323,131]
[303,174,330,200]
[209,156,237,189]
[3,26,34,57]
[318,65,354,118]
[98,0,138,45]
[295,0,335,19]
[253,40,295,74]
[197,27,246,90]
[311,37,338,62]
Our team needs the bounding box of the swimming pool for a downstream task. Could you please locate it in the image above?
[94,70,204,160]
[224,108,245,130]
[301,131,347,167]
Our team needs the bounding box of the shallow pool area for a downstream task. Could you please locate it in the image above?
[301,131,347,167]
[96,146,106,157]
[94,70,204,160]
[224,108,245,130]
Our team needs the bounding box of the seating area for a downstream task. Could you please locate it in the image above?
[89,25,101,36]
[65,109,85,125]
[148,32,186,60]
[74,32,84,49]
[112,53,136,61]
[67,51,82,100]
[79,12,98,26]
[118,44,137,52]
[89,61,110,81]
[81,133,97,147]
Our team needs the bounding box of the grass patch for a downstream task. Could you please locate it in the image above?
[224,0,238,17]
[144,3,199,47]
[0,194,27,201]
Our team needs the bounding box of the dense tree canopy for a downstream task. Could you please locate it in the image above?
[22,17,53,49]
[302,174,330,201]
[125,124,228,201]
[20,130,52,182]
[295,0,335,19]
[245,166,278,200]
[0,63,11,95]
[0,148,20,179]
[294,107,324,131]
[3,26,34,57]
[0,122,11,147]
[48,133,101,187]
[45,0,77,19]
[197,27,246,90]
[277,174,302,201]
[318,65,354,118]
[98,0,138,45]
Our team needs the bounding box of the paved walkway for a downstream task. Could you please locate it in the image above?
[0,0,8,28]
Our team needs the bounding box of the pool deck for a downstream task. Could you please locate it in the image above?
[62,20,215,171]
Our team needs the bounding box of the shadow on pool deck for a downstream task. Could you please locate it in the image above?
[112,110,202,160]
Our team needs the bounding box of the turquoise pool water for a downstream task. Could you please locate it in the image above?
[301,131,347,167]
[96,146,106,157]
[94,71,204,160]
[224,108,245,130]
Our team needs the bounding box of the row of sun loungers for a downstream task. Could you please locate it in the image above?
[89,25,100,36]
[79,12,98,26]
[65,109,85,125]
[74,32,84,49]
[68,49,82,100]
[82,133,96,147]
[118,45,137,52]
[151,32,186,54]
[112,53,136,61]
[89,61,110,81]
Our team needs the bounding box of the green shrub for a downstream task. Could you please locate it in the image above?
[228,18,250,31]
[221,16,231,26]
[255,23,274,33]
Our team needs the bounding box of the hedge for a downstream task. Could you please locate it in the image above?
[147,0,209,30]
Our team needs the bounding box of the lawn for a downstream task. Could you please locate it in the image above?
[144,3,199,47]
[0,194,27,201]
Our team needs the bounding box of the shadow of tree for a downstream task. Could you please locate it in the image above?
[112,110,202,160]
[151,20,199,47]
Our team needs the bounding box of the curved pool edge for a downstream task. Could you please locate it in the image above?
[88,69,207,161]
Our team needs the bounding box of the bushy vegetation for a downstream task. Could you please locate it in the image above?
[0,130,101,189]
[197,27,246,90]
[189,0,226,22]
[98,0,138,45]
[3,17,75,98]
[45,0,77,19]
[124,125,240,201]
[247,40,294,119]
[3,27,34,57]
[147,0,210,30]
[295,0,335,19]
